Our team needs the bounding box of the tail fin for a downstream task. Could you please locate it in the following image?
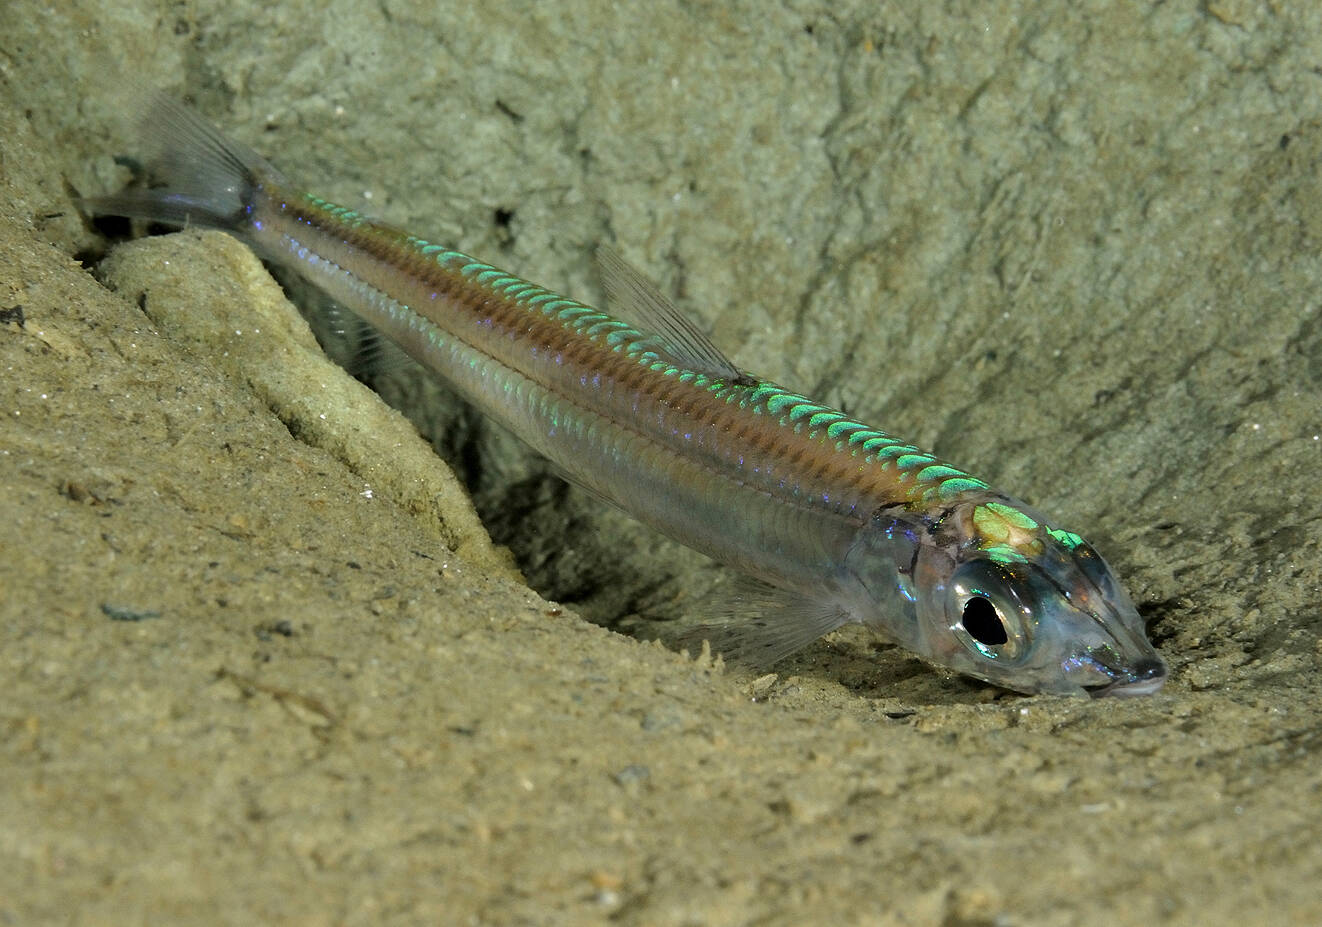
[81,94,284,232]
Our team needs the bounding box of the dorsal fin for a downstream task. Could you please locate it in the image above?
[595,246,751,384]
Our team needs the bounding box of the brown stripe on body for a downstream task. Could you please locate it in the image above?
[267,192,912,519]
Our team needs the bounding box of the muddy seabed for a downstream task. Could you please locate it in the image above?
[3,2,1321,924]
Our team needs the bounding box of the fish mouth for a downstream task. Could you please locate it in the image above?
[1081,656,1168,698]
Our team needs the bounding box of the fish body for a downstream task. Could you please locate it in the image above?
[87,96,1167,696]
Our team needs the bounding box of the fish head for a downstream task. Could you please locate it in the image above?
[852,496,1167,697]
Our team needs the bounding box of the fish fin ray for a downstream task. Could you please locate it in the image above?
[80,93,281,232]
[681,577,852,668]
[301,294,414,378]
[595,245,749,384]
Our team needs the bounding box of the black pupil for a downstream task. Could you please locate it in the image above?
[962,596,1008,646]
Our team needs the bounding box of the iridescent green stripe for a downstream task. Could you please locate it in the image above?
[398,232,991,508]
[303,195,369,227]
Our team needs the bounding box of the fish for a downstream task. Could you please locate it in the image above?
[83,94,1167,697]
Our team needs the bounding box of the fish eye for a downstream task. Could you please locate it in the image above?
[961,595,1008,647]
[947,562,1032,663]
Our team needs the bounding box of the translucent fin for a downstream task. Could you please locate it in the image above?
[596,246,751,384]
[308,300,395,376]
[681,577,852,668]
[79,93,282,232]
[349,326,416,377]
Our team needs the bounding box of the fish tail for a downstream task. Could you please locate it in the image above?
[81,94,283,233]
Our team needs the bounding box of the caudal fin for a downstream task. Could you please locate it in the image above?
[81,94,283,232]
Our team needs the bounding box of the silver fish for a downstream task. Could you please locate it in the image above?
[85,96,1167,696]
